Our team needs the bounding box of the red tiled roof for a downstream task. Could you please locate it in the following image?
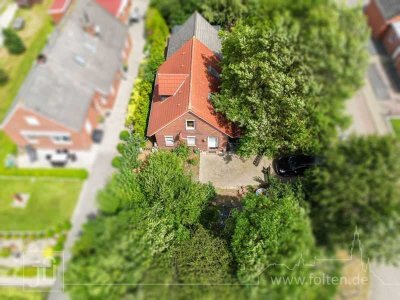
[158,74,188,96]
[95,0,123,16]
[49,0,70,12]
[147,38,237,137]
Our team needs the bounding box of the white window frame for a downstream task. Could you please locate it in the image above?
[186,120,195,130]
[51,134,72,145]
[25,116,40,126]
[186,136,196,146]
[85,121,93,134]
[207,136,219,149]
[165,136,174,146]
[22,133,39,144]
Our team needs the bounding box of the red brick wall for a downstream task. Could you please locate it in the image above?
[154,112,229,152]
[3,102,100,150]
[383,26,400,55]
[365,0,387,38]
[49,11,65,24]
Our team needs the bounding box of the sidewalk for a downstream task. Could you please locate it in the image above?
[46,1,149,299]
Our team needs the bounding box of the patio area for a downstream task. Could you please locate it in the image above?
[199,153,272,189]
[16,146,99,170]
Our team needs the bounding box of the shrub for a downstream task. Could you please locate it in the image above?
[117,143,125,154]
[173,143,190,159]
[111,156,122,169]
[125,8,169,137]
[119,130,130,141]
[3,28,26,54]
[0,69,8,86]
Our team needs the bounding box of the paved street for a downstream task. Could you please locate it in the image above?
[47,1,149,299]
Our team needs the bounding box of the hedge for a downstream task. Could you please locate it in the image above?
[0,168,88,179]
[126,8,169,137]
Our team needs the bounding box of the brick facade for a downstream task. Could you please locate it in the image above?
[154,112,229,152]
[365,0,387,38]
[3,104,99,150]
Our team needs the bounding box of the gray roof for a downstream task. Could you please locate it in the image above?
[376,0,400,20]
[15,0,128,131]
[167,12,221,58]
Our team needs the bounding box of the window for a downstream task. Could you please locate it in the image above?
[165,136,174,146]
[85,121,92,134]
[208,65,220,80]
[25,116,40,126]
[22,134,38,144]
[208,136,218,149]
[186,120,195,130]
[51,134,71,144]
[187,136,196,146]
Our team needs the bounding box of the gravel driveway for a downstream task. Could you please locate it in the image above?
[199,153,271,189]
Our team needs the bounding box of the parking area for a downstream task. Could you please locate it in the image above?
[199,153,272,189]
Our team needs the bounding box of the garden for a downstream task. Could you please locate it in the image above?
[0,177,82,231]
[0,0,53,122]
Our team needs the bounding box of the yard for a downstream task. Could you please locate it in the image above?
[0,0,53,122]
[0,288,46,300]
[390,118,400,139]
[0,177,83,231]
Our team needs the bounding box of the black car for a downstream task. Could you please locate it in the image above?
[273,155,317,177]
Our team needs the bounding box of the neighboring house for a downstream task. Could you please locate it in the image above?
[2,0,131,151]
[49,0,131,25]
[147,12,237,152]
[95,0,132,23]
[366,0,400,75]
[48,0,72,24]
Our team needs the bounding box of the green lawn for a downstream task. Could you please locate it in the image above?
[390,118,400,139]
[0,288,47,300]
[0,0,53,122]
[0,178,83,231]
[0,131,17,167]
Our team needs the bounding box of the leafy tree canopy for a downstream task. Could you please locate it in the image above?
[305,136,400,263]
[213,19,323,157]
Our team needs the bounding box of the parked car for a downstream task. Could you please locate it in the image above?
[129,8,140,24]
[92,129,104,144]
[273,154,318,177]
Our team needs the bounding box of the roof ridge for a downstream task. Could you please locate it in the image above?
[188,38,196,110]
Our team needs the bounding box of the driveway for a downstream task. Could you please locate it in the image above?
[199,153,271,189]
[47,0,149,299]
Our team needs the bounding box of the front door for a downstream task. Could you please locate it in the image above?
[208,137,218,149]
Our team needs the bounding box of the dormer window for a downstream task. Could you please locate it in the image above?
[208,65,220,80]
[186,120,195,130]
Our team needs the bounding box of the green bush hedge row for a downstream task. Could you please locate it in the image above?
[0,168,88,179]
[126,8,169,137]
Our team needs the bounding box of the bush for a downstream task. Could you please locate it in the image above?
[111,156,122,169]
[119,130,130,141]
[125,8,169,137]
[0,69,8,86]
[3,28,26,54]
[117,143,125,154]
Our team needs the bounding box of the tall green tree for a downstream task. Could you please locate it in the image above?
[231,179,338,299]
[212,19,322,157]
[306,136,400,263]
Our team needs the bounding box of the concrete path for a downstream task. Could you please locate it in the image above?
[47,1,149,299]
[0,3,18,46]
[199,153,271,189]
